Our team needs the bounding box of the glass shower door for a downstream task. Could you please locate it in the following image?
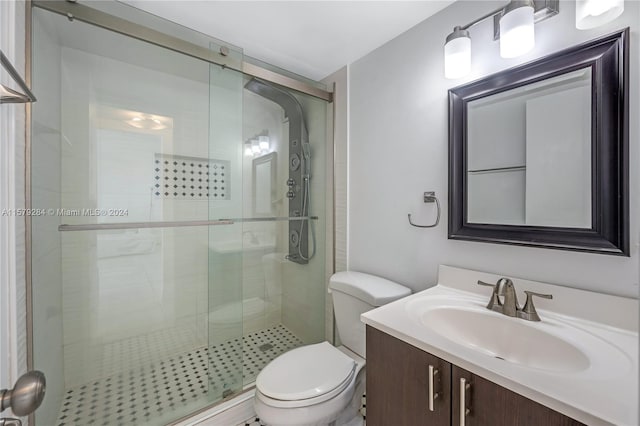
[31,2,331,425]
[30,7,245,425]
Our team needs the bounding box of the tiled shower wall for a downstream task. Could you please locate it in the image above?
[278,91,328,345]
[240,89,286,336]
[242,86,329,346]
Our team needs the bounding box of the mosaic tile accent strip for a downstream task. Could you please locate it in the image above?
[56,325,302,426]
[153,154,230,200]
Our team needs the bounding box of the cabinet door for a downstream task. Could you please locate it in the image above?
[366,326,451,426]
[452,366,584,426]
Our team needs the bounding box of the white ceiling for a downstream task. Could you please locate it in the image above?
[120,1,454,81]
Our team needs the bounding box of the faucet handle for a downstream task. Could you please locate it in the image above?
[520,291,553,321]
[524,290,553,300]
[476,280,502,311]
[476,280,496,288]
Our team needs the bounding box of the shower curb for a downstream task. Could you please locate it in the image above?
[173,388,256,426]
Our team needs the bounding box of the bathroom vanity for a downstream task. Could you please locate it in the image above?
[367,326,582,425]
[361,266,638,426]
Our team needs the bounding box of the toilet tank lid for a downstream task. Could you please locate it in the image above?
[329,271,411,307]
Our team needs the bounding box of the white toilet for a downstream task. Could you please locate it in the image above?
[254,271,411,426]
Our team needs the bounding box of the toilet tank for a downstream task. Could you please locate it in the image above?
[329,271,411,358]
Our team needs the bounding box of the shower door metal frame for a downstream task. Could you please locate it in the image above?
[25,2,35,425]
[30,0,333,103]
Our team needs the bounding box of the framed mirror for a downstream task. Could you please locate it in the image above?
[448,29,629,256]
[253,152,277,216]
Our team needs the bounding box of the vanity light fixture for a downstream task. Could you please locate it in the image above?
[500,0,536,58]
[576,0,624,29]
[245,132,271,156]
[444,0,558,79]
[258,135,270,152]
[444,27,471,79]
[244,141,253,156]
[251,139,260,155]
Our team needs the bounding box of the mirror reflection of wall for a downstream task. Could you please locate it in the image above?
[466,68,592,228]
[253,152,277,216]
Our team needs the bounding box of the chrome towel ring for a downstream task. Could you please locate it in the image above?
[408,191,440,228]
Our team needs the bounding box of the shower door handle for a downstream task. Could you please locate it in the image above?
[59,216,318,231]
[0,371,46,416]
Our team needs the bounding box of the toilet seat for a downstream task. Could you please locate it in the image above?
[256,342,356,408]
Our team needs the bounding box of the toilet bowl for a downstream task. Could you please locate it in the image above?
[254,272,411,426]
[254,342,365,426]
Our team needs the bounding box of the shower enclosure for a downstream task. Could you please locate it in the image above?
[29,2,330,425]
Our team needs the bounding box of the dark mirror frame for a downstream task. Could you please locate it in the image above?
[448,29,629,256]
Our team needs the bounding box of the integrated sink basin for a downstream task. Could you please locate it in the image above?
[421,306,588,372]
[405,295,632,376]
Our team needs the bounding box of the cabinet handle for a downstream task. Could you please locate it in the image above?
[428,364,439,411]
[459,377,471,426]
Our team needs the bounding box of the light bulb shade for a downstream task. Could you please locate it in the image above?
[244,142,253,156]
[576,0,624,29]
[258,135,270,150]
[500,2,535,58]
[251,140,260,154]
[444,27,471,79]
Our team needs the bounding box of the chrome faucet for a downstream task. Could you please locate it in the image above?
[477,278,552,322]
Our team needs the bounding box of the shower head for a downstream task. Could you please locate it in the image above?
[244,78,295,115]
[244,78,306,129]
[244,78,268,96]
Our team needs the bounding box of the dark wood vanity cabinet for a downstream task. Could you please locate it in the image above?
[451,366,584,426]
[366,326,451,426]
[366,326,584,426]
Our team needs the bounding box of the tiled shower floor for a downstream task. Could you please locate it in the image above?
[55,325,303,426]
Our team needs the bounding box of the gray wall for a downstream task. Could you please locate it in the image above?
[348,0,639,297]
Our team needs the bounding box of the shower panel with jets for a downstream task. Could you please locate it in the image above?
[245,79,316,264]
[28,2,329,425]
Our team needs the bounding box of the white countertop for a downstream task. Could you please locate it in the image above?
[361,265,639,426]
